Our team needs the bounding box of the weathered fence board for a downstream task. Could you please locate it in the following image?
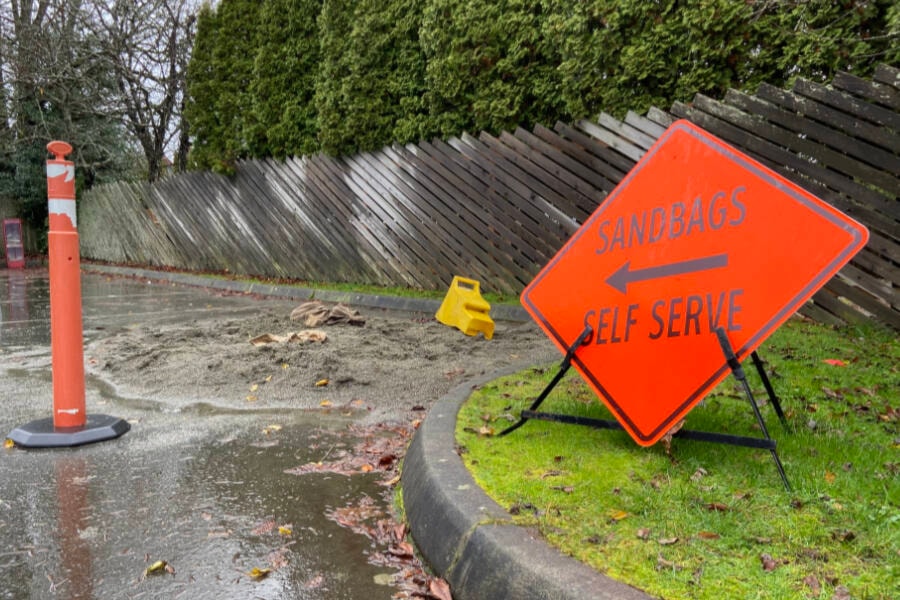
[81,66,900,330]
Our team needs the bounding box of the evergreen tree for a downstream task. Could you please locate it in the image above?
[419,0,563,138]
[184,0,260,173]
[336,0,428,153]
[182,0,898,165]
[314,0,354,155]
[543,0,900,120]
[251,0,323,159]
[184,3,222,170]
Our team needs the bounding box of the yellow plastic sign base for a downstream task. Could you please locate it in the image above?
[435,276,494,340]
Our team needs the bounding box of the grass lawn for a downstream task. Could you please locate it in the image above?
[457,317,899,599]
[195,270,519,305]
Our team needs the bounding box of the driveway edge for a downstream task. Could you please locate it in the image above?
[402,368,652,600]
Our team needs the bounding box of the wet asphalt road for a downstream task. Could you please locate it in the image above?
[0,268,400,599]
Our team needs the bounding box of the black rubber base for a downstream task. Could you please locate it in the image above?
[8,414,130,448]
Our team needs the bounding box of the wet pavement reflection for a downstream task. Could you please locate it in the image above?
[0,268,398,599]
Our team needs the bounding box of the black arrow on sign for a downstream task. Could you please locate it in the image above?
[606,254,729,294]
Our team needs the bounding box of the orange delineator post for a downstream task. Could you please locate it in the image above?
[46,140,86,429]
[6,141,129,448]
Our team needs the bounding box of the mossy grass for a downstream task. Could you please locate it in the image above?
[197,271,518,305]
[457,317,899,599]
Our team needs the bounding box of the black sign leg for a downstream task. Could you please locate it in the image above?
[750,351,790,431]
[715,329,791,491]
[498,326,593,436]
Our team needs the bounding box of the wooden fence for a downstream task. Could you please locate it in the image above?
[79,65,899,330]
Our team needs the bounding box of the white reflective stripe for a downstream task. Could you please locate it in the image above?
[47,163,75,182]
[48,198,77,228]
[57,408,80,415]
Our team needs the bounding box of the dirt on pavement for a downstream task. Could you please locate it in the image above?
[85,298,558,424]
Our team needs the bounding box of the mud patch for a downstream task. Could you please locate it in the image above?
[85,303,556,423]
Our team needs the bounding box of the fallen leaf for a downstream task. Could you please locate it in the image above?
[822,387,843,400]
[831,530,855,543]
[656,554,683,571]
[263,424,282,435]
[802,574,821,595]
[250,383,259,392]
[315,379,329,387]
[551,485,575,494]
[248,567,272,580]
[801,548,827,562]
[609,510,629,521]
[658,537,679,546]
[320,400,333,407]
[832,585,851,600]
[281,363,289,369]
[636,528,651,540]
[278,526,292,536]
[697,531,720,540]
[879,404,899,422]
[429,578,452,600]
[690,467,708,482]
[660,418,686,456]
[387,541,415,559]
[360,464,374,473]
[251,520,276,535]
[760,553,779,571]
[265,375,273,383]
[3,439,13,449]
[824,471,836,484]
[249,333,287,346]
[144,560,171,577]
[246,394,258,402]
[508,502,538,516]
[540,469,565,479]
[705,502,729,512]
[822,359,847,367]
[444,367,465,379]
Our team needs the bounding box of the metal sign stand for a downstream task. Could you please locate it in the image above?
[499,326,792,491]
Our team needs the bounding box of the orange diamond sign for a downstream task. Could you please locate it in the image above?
[521,120,869,446]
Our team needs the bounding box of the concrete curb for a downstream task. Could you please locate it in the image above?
[81,264,530,322]
[402,368,652,600]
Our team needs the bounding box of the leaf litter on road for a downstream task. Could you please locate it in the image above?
[284,420,451,598]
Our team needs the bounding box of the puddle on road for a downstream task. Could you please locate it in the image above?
[0,374,403,600]
[1,271,426,599]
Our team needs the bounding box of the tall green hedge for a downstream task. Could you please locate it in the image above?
[184,0,899,166]
[184,0,261,173]
[251,0,322,159]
